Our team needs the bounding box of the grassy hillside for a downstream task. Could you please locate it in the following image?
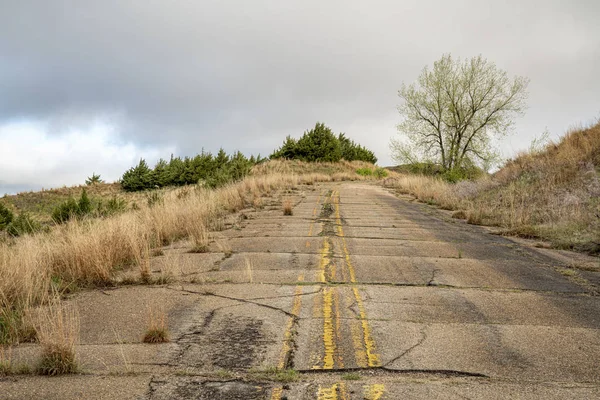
[0,160,383,228]
[385,121,600,254]
[0,183,146,225]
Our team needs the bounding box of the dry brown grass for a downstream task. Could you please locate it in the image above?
[283,198,293,216]
[252,159,379,177]
[143,304,169,344]
[35,301,79,375]
[0,170,343,344]
[384,121,600,253]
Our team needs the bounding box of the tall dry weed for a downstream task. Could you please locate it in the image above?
[34,300,79,375]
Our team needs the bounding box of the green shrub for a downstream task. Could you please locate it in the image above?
[85,173,103,185]
[338,133,377,163]
[97,197,127,217]
[271,123,377,163]
[356,168,373,176]
[121,159,154,191]
[0,203,14,230]
[78,189,92,215]
[393,162,484,182]
[374,168,388,178]
[51,198,80,224]
[6,213,40,237]
[204,168,232,189]
[119,150,257,192]
[52,190,94,223]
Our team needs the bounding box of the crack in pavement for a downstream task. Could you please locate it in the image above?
[166,286,299,318]
[427,269,440,286]
[383,325,428,368]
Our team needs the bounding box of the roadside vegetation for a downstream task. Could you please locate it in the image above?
[0,158,388,348]
[271,122,377,163]
[386,121,600,254]
[0,124,379,234]
[391,54,529,182]
[121,149,265,192]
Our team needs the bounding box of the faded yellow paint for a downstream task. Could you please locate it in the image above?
[339,382,350,400]
[318,239,329,283]
[320,287,336,369]
[334,190,381,367]
[270,386,284,400]
[350,318,368,368]
[353,287,380,367]
[334,289,344,367]
[317,383,339,400]
[363,384,385,400]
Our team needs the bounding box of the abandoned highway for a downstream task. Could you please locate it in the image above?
[3,182,600,399]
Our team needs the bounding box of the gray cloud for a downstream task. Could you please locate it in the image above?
[1,0,599,178]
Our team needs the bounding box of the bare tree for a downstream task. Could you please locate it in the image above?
[391,54,529,172]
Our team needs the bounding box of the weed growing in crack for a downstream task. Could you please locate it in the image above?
[342,372,361,380]
[188,223,210,253]
[0,347,32,375]
[35,301,79,376]
[216,369,234,379]
[143,305,169,344]
[283,198,293,216]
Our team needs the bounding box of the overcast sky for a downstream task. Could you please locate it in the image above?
[1,0,599,195]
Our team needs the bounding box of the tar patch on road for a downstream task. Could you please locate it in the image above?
[209,315,267,370]
[177,314,270,370]
[149,378,269,400]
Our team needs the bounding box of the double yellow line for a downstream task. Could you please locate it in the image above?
[317,383,384,400]
[273,188,384,399]
[333,191,380,368]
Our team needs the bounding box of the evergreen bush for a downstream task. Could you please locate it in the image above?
[271,122,377,163]
[0,203,14,230]
[6,213,40,237]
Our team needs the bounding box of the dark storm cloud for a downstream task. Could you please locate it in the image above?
[1,0,599,165]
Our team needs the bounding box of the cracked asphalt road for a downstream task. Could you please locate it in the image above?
[2,182,600,399]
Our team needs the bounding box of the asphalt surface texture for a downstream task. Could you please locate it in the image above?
[2,182,599,399]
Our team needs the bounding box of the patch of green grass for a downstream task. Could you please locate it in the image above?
[374,168,388,178]
[216,369,234,379]
[341,372,361,380]
[356,168,373,176]
[558,268,578,277]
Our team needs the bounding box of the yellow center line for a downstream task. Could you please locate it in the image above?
[363,384,385,400]
[270,387,284,400]
[317,382,349,400]
[320,287,336,369]
[334,190,381,368]
[334,288,344,367]
[318,239,330,283]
